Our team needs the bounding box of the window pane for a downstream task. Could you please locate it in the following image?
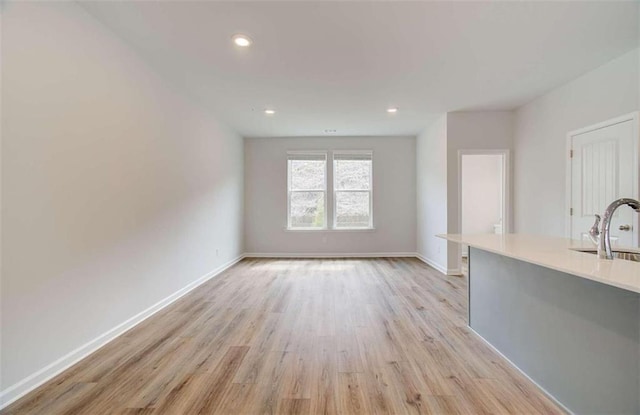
[335,191,370,228]
[335,160,371,190]
[290,160,325,190]
[290,191,325,228]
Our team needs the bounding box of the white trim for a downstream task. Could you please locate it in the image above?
[284,228,329,231]
[565,112,640,242]
[284,227,376,233]
[467,326,574,415]
[331,149,374,157]
[286,150,328,157]
[565,133,573,239]
[0,254,245,410]
[245,252,461,275]
[244,252,416,258]
[567,112,640,138]
[456,149,511,273]
[414,253,460,275]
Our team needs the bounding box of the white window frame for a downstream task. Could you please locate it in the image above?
[287,151,328,230]
[332,150,374,230]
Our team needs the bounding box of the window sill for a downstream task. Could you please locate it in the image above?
[285,227,376,233]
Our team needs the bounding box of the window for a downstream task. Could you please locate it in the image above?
[333,151,373,229]
[286,150,373,230]
[287,152,327,229]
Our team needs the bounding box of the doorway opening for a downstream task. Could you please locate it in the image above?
[458,150,509,275]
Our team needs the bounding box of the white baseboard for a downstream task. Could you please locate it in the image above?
[414,253,460,275]
[247,252,460,276]
[246,252,460,276]
[468,326,573,415]
[244,252,417,258]
[0,254,245,410]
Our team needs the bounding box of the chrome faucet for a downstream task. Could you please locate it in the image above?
[588,214,600,245]
[598,198,640,259]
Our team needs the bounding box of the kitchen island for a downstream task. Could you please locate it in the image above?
[440,234,640,415]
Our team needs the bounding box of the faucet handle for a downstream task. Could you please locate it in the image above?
[588,214,601,245]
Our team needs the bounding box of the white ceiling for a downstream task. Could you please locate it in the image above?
[81,1,639,138]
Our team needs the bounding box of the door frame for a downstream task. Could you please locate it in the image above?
[457,149,511,269]
[565,112,640,241]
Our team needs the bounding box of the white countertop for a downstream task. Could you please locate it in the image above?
[438,233,640,294]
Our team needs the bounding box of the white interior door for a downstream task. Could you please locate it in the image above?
[570,119,637,247]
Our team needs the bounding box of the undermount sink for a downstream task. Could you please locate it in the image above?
[570,247,640,262]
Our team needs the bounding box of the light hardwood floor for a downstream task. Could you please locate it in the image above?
[3,258,564,414]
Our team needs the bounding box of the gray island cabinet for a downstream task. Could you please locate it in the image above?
[440,234,640,415]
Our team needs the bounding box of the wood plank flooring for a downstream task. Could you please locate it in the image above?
[2,258,564,414]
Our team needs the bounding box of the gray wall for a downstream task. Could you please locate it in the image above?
[470,248,640,414]
[244,136,416,255]
[446,111,514,236]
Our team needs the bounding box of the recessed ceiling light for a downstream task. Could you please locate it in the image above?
[324,129,337,134]
[387,107,398,113]
[264,109,275,115]
[232,34,252,47]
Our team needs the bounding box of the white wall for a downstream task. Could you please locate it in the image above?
[244,136,416,255]
[416,115,449,272]
[514,48,640,236]
[461,155,503,235]
[1,1,243,403]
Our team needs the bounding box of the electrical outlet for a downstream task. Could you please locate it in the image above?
[216,249,219,257]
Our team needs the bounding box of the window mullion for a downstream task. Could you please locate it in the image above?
[327,155,333,229]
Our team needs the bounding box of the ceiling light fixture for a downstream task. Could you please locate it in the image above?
[387,107,398,113]
[264,109,275,115]
[232,34,252,47]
